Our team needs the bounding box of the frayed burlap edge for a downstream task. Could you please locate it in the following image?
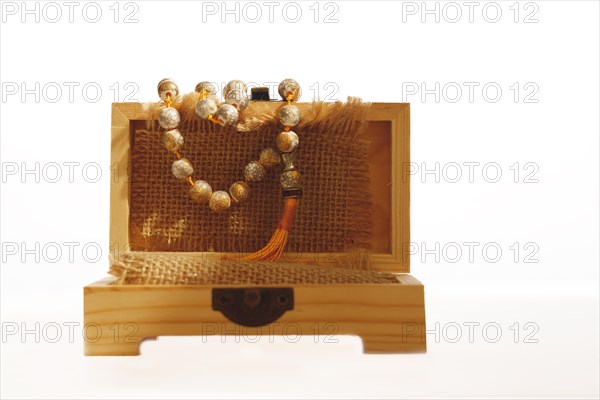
[143,93,370,136]
[109,251,399,285]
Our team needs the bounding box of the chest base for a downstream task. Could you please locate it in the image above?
[83,274,426,355]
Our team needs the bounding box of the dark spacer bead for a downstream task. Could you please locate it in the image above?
[251,87,270,101]
[282,188,303,198]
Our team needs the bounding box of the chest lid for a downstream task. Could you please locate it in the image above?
[109,101,410,273]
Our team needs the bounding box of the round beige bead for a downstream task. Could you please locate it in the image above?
[278,78,301,101]
[158,107,180,130]
[229,181,251,203]
[157,78,179,101]
[195,81,218,95]
[225,89,249,111]
[280,170,301,189]
[244,161,266,182]
[196,98,218,120]
[189,180,212,203]
[172,158,194,180]
[224,80,247,96]
[209,190,231,212]
[278,104,301,127]
[276,131,299,153]
[259,147,281,168]
[215,104,239,126]
[163,129,184,152]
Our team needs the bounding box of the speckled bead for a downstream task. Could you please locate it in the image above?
[209,190,231,212]
[195,98,218,120]
[244,161,266,182]
[224,80,247,96]
[172,158,194,180]
[259,147,281,168]
[189,180,212,203]
[280,170,301,189]
[278,78,301,101]
[276,131,299,153]
[225,89,249,111]
[157,78,179,101]
[281,152,297,172]
[229,181,251,203]
[215,104,239,126]
[163,129,184,152]
[278,104,301,127]
[195,81,218,96]
[158,107,180,130]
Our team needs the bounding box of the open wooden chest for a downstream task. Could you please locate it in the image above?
[83,99,426,355]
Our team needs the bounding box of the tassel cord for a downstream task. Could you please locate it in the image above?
[243,197,300,262]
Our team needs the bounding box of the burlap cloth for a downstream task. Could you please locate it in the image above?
[110,252,399,285]
[110,94,399,285]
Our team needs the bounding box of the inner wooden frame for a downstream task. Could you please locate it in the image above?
[109,102,410,273]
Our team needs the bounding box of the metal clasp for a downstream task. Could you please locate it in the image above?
[212,287,294,327]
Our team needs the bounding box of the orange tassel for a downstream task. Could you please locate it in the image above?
[243,197,299,262]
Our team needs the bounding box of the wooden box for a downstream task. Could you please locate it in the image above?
[83,101,426,355]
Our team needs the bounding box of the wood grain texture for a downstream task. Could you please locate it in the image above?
[109,104,132,252]
[84,275,426,355]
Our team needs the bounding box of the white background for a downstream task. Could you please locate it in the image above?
[1,1,599,398]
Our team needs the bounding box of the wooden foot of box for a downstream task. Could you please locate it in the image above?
[84,275,426,356]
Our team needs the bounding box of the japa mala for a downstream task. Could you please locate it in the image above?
[156,78,304,262]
